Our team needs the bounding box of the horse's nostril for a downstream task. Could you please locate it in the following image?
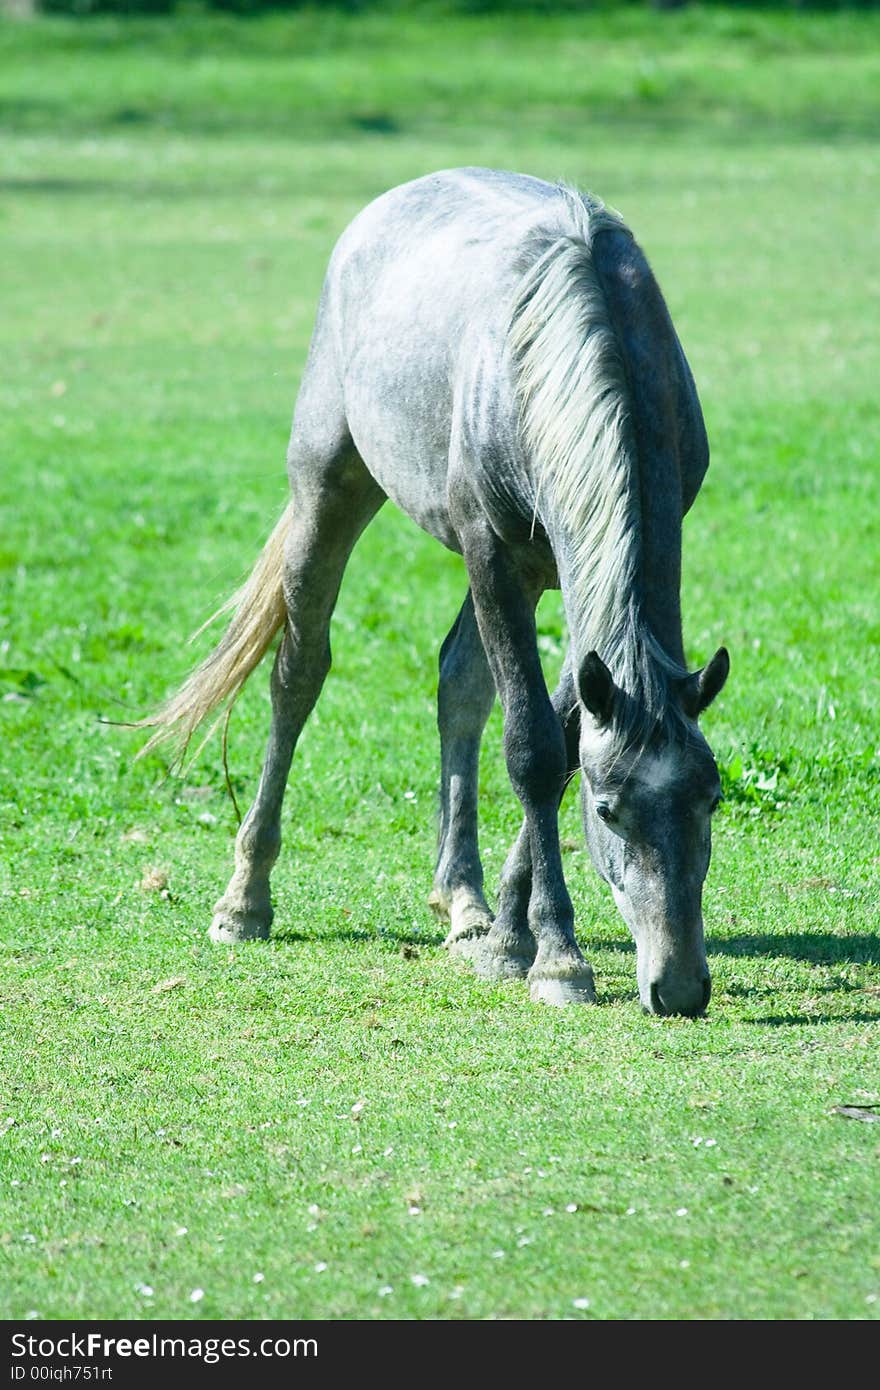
[649,982,668,1016]
[650,977,711,1017]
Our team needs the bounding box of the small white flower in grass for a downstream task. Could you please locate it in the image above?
[175,1227,188,1237]
[866,1294,877,1305]
[11,1179,21,1187]
[572,1298,590,1311]
[351,1144,363,1155]
[491,1250,505,1260]
[297,1097,309,1107]
[253,1273,264,1284]
[680,1260,690,1270]
[351,1100,366,1117]
[565,1204,578,1214]
[704,1139,717,1148]
[134,1282,154,1298]
[625,1207,636,1216]
[692,1137,703,1147]
[408,1205,421,1217]
[59,1180,67,1188]
[447,1121,457,1130]
[448,1286,464,1300]
[383,1146,394,1157]
[313,1262,327,1274]
[404,790,416,801]
[51,1128,62,1139]
[542,1208,554,1217]
[307,1204,320,1217]
[378,1285,393,1298]
[40,1153,51,1164]
[676,1208,689,1218]
[410,1273,430,1288]
[25,1311,39,1321]
[189,1288,204,1303]
[21,1233,36,1244]
[306,1223,317,1233]
[517,1237,532,1248]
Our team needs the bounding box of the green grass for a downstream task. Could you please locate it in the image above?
[1,5,879,1321]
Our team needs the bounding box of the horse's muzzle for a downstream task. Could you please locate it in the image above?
[648,974,711,1018]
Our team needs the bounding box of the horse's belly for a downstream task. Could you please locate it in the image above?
[343,386,461,552]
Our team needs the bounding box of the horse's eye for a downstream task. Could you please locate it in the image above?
[595,803,615,824]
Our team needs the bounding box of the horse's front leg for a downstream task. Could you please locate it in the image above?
[459,521,594,1006]
[477,655,581,982]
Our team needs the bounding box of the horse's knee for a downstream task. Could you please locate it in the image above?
[504,709,567,806]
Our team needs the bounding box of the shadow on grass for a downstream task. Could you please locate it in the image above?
[593,932,880,966]
[264,927,879,1022]
[270,925,880,967]
[743,1010,880,1027]
[709,933,880,967]
[272,925,443,949]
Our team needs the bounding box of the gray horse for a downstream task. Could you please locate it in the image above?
[142,168,729,1017]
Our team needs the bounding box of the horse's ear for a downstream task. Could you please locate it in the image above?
[577,651,615,725]
[679,646,730,719]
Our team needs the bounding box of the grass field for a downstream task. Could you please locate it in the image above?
[1,5,879,1320]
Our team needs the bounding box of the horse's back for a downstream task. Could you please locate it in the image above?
[295,170,557,543]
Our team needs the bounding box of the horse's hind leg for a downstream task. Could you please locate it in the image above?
[428,591,496,958]
[210,447,384,943]
[431,590,541,980]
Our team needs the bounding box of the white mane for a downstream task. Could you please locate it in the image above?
[509,188,687,742]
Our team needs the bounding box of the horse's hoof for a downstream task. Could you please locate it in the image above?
[440,890,493,958]
[471,938,532,981]
[445,913,492,962]
[529,968,596,1006]
[208,909,271,944]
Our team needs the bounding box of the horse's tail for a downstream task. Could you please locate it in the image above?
[137,500,293,767]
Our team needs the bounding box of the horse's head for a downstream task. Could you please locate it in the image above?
[576,647,729,1016]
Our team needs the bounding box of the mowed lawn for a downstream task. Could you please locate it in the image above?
[1,7,879,1320]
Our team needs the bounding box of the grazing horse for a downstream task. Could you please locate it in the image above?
[142,168,729,1016]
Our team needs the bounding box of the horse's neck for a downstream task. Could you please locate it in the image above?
[636,460,686,666]
[554,490,687,678]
